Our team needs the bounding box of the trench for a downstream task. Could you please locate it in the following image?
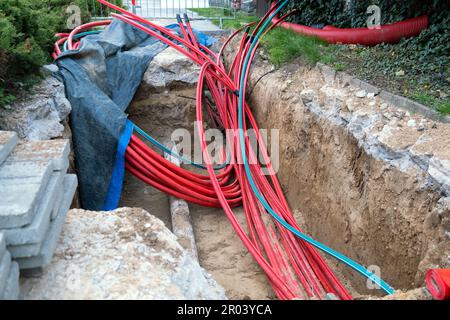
[120,83,275,299]
[117,46,448,300]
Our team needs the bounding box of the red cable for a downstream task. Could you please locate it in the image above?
[58,0,355,300]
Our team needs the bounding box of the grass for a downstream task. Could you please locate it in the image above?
[437,101,450,115]
[261,27,338,67]
[189,8,258,29]
[188,7,233,18]
[411,92,450,115]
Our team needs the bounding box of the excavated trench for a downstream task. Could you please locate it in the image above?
[119,45,450,300]
[120,79,274,299]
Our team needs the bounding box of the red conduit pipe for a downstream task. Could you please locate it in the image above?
[426,269,450,300]
[67,20,112,50]
[62,0,355,300]
[271,4,429,46]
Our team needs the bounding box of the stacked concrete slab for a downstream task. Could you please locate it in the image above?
[0,233,19,299]
[0,131,78,298]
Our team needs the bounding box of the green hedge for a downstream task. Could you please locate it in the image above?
[0,0,123,107]
[281,0,447,27]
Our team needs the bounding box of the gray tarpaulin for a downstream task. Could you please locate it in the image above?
[55,19,214,210]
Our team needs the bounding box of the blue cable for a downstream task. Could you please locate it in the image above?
[132,122,229,170]
[237,0,394,295]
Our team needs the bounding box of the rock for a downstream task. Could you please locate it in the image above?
[0,77,71,141]
[300,89,316,103]
[142,47,200,91]
[21,208,227,300]
[393,111,405,120]
[428,158,450,189]
[376,288,431,300]
[407,119,417,127]
[320,86,347,101]
[367,92,376,99]
[355,90,367,98]
[41,64,59,77]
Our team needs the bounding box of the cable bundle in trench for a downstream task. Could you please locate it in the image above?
[55,0,395,300]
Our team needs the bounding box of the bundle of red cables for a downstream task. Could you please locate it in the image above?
[56,0,354,300]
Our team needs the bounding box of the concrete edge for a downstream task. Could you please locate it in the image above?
[0,132,18,166]
[316,62,450,124]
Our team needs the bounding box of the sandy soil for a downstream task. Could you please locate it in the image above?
[190,204,275,300]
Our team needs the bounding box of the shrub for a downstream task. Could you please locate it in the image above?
[0,0,123,107]
[281,0,446,27]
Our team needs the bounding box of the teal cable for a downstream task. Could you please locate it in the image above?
[237,0,394,295]
[132,122,229,170]
[62,30,102,52]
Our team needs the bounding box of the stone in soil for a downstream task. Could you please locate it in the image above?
[0,77,71,141]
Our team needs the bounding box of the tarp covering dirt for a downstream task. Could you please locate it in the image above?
[55,19,215,210]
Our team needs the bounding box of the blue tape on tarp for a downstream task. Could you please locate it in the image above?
[102,119,134,211]
[165,24,218,47]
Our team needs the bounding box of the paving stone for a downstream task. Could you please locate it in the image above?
[0,262,20,300]
[0,233,5,259]
[7,172,67,258]
[3,171,65,248]
[51,178,65,221]
[16,174,77,270]
[7,140,70,171]
[0,131,18,166]
[0,251,11,294]
[0,160,54,229]
[0,160,53,180]
[7,240,42,259]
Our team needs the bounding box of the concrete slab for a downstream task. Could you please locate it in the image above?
[7,172,67,258]
[0,160,53,179]
[0,261,20,300]
[0,233,5,258]
[7,139,70,171]
[0,159,54,229]
[7,240,42,259]
[0,251,11,294]
[0,131,18,166]
[51,176,66,221]
[16,174,77,270]
[3,171,65,248]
